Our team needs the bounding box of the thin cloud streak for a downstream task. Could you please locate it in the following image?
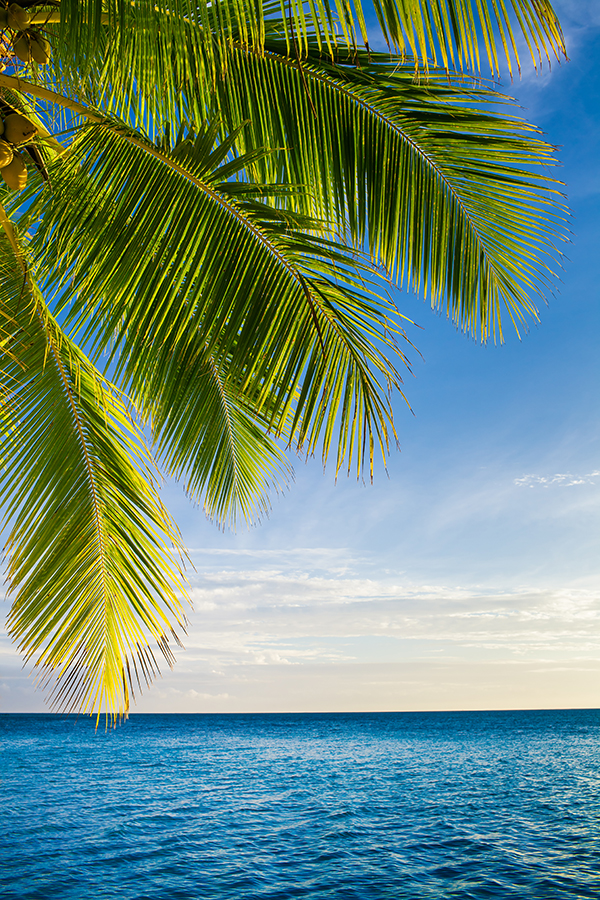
[515,472,599,487]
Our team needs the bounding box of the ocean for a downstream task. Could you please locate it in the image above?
[1,710,599,898]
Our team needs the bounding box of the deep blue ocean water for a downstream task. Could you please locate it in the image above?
[1,710,600,899]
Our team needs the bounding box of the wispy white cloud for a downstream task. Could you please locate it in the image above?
[175,552,600,668]
[515,471,599,488]
[554,0,600,45]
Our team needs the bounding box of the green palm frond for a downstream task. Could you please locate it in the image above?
[22,116,408,492]
[25,0,566,129]
[0,232,188,723]
[368,0,566,76]
[152,350,293,527]
[204,47,567,339]
[4,65,567,345]
[30,0,364,124]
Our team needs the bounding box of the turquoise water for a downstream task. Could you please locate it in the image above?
[2,710,600,898]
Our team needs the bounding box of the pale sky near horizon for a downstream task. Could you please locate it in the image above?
[1,0,599,714]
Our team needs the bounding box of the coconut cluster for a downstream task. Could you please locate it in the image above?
[0,4,52,64]
[0,111,37,189]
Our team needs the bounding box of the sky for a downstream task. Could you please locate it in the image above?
[1,0,599,714]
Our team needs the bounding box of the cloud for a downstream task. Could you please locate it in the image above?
[554,0,600,42]
[185,546,358,574]
[175,552,600,669]
[514,472,599,488]
[3,521,599,711]
[132,658,600,713]
[3,560,600,712]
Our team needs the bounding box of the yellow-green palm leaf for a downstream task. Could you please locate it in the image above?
[1,231,187,722]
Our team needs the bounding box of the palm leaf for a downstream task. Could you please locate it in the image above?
[3,61,567,346]
[29,0,364,125]
[368,0,566,76]
[0,229,188,723]
[203,45,567,339]
[152,350,294,527]
[17,116,409,495]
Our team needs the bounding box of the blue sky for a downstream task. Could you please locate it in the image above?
[1,0,599,713]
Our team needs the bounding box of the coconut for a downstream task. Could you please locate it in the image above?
[3,113,37,145]
[1,152,27,190]
[12,33,31,63]
[30,33,51,65]
[0,141,13,169]
[7,4,31,31]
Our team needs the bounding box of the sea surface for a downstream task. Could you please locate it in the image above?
[1,710,600,899]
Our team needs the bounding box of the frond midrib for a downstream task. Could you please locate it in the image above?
[41,314,114,697]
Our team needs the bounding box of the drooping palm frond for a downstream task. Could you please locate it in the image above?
[19,115,409,492]
[0,228,188,723]
[151,351,294,527]
[202,45,567,339]
[24,0,566,130]
[3,59,567,349]
[2,23,569,346]
[29,0,365,125]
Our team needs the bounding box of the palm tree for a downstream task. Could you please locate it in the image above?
[0,0,567,721]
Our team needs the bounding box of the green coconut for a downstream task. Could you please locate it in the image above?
[12,33,31,63]
[1,152,27,190]
[3,113,37,145]
[7,4,31,31]
[0,141,13,169]
[30,33,51,65]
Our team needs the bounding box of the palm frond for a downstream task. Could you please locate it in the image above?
[205,45,568,339]
[0,230,188,723]
[152,350,293,527]
[19,116,409,495]
[26,0,365,125]
[3,62,567,345]
[367,0,566,76]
